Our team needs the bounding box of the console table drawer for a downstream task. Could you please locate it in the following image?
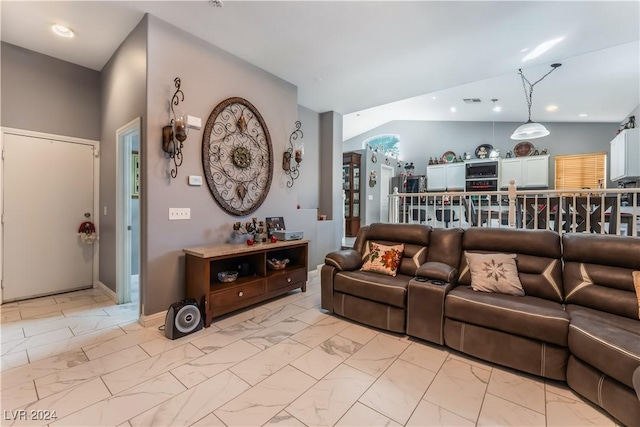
[210,281,264,307]
[266,269,306,292]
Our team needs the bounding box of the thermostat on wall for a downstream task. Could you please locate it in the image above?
[188,175,202,186]
[187,115,202,130]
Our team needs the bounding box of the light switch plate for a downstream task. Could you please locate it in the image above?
[169,208,190,220]
[188,175,202,186]
[368,195,374,200]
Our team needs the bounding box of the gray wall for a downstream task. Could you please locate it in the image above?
[144,15,307,315]
[296,105,320,210]
[1,42,101,141]
[320,111,344,248]
[344,120,619,187]
[100,16,148,292]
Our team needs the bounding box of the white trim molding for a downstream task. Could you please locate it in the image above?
[96,281,117,303]
[139,310,167,328]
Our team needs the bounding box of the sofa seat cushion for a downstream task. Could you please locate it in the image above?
[445,286,569,346]
[567,304,640,388]
[334,271,411,308]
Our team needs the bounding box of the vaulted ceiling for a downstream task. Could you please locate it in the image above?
[2,1,638,140]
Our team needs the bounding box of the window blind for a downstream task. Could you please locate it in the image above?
[555,153,606,190]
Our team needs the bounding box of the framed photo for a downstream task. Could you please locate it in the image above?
[266,216,286,232]
[132,151,140,199]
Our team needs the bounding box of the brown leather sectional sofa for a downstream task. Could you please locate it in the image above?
[321,223,640,426]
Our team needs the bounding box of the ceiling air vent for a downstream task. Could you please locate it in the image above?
[463,98,482,104]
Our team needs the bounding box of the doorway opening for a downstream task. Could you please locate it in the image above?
[116,118,141,311]
[380,165,394,222]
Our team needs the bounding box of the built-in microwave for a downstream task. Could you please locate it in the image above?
[465,161,499,179]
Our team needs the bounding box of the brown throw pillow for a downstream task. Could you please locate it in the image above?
[360,242,404,276]
[633,271,640,319]
[465,252,524,296]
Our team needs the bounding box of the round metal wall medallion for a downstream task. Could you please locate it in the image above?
[202,97,273,216]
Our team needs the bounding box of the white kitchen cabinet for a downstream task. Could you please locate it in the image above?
[445,163,465,190]
[426,165,446,191]
[427,163,465,191]
[610,129,640,181]
[500,155,549,188]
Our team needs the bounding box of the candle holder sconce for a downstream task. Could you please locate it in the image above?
[162,77,188,179]
[283,121,304,188]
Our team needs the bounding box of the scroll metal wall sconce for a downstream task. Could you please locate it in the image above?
[369,171,377,187]
[162,77,188,179]
[283,121,304,188]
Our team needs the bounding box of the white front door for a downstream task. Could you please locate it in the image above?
[3,133,95,301]
[380,165,394,222]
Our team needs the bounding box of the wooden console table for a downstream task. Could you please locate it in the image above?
[183,239,309,327]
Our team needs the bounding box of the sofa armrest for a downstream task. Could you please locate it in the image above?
[321,264,337,312]
[324,249,362,271]
[416,261,458,283]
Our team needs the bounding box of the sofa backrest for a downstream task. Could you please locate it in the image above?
[562,233,640,319]
[426,228,464,270]
[458,228,564,302]
[354,223,431,277]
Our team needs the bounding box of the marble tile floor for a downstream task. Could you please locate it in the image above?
[0,273,621,427]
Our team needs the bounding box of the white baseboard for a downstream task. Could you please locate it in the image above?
[140,310,167,328]
[95,281,117,303]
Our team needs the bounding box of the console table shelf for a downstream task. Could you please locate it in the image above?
[184,239,309,327]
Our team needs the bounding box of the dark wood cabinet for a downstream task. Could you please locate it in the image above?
[184,240,308,327]
[343,152,361,237]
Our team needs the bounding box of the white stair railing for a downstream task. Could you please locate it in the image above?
[387,186,640,237]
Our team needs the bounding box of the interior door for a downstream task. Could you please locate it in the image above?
[380,165,394,222]
[3,133,95,301]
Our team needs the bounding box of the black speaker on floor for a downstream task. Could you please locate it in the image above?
[164,298,203,340]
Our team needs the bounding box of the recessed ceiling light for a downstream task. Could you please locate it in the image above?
[449,107,457,113]
[578,113,589,117]
[52,24,74,38]
[522,37,564,62]
[492,106,502,112]
[546,105,559,112]
[432,96,437,100]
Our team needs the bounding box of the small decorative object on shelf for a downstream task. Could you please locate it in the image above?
[458,155,464,162]
[217,271,238,283]
[624,115,636,129]
[267,258,289,270]
[442,151,456,163]
[541,148,548,155]
[233,218,265,242]
[428,157,434,165]
[506,151,513,158]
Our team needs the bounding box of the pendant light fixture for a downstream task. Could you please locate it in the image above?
[511,63,562,140]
